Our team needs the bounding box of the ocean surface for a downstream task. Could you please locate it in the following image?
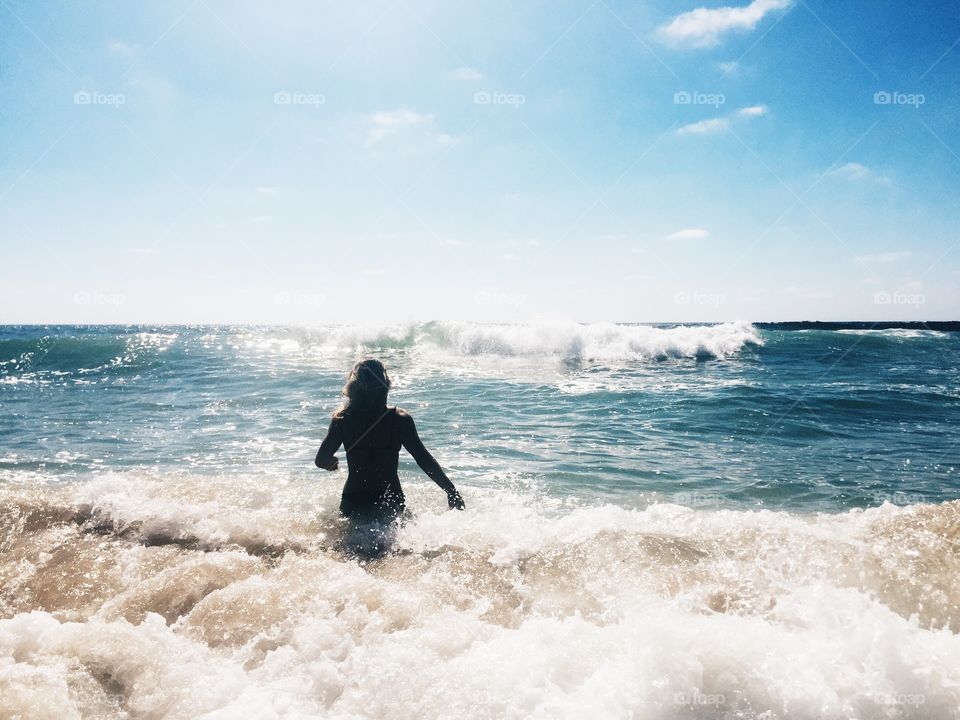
[1,322,958,719]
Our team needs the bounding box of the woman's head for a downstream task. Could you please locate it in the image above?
[337,358,391,418]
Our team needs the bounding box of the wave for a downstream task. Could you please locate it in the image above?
[834,328,952,339]
[315,320,763,361]
[0,324,761,383]
[1,472,959,719]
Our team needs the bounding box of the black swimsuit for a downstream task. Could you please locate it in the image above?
[339,407,405,518]
[316,406,456,521]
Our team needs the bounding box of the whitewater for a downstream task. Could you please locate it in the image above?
[1,322,958,719]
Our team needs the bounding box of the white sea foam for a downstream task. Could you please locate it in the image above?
[1,472,958,719]
[308,321,762,361]
[835,328,950,339]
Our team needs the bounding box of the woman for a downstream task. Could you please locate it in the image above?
[315,358,465,521]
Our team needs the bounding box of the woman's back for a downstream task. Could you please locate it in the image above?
[337,407,404,513]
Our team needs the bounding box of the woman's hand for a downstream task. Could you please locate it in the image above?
[315,455,339,471]
[447,489,465,510]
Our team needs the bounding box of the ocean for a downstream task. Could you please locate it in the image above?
[1,322,958,719]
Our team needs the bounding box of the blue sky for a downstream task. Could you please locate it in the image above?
[1,0,958,323]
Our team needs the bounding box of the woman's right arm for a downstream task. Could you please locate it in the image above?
[398,410,464,510]
[315,417,342,471]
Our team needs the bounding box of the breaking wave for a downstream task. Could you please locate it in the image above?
[315,320,763,361]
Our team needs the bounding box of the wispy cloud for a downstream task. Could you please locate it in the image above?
[736,105,766,118]
[107,39,139,58]
[453,67,484,81]
[362,110,453,150]
[677,105,767,135]
[658,0,792,48]
[855,250,910,264]
[827,162,889,184]
[663,228,710,241]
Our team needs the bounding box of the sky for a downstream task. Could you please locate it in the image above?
[1,0,958,324]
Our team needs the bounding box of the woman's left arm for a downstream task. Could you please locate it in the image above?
[315,417,342,471]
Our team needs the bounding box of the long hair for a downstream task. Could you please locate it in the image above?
[336,358,391,422]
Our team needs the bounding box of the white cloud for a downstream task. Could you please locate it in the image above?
[677,105,766,135]
[658,0,792,48]
[717,60,740,74]
[107,39,139,58]
[454,67,484,81]
[677,117,728,135]
[362,110,453,150]
[827,162,889,184]
[856,250,910,264]
[663,228,710,241]
[736,105,766,117]
[365,110,432,145]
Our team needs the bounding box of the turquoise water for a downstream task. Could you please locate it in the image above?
[2,322,960,719]
[2,322,957,509]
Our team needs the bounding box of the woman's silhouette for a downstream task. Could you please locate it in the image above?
[315,358,465,522]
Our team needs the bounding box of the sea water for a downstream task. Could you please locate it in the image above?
[0,322,958,719]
